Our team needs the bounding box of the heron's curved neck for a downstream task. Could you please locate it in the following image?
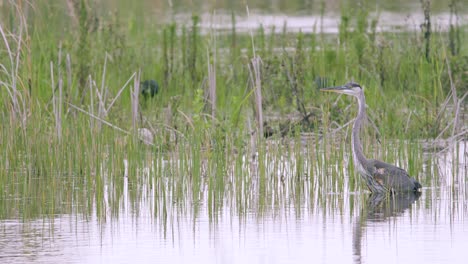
[351,91,368,171]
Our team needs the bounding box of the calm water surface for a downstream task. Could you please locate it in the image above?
[0,141,466,264]
[193,11,468,34]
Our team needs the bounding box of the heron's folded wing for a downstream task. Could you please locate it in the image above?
[369,159,413,191]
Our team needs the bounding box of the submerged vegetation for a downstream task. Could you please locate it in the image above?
[0,0,466,221]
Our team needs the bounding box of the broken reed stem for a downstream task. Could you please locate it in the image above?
[248,56,263,137]
[131,71,140,132]
[107,72,136,113]
[68,102,130,135]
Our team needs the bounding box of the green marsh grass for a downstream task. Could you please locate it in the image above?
[0,1,466,228]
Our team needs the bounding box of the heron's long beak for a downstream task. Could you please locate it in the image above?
[320,85,348,93]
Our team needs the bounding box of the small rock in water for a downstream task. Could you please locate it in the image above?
[138,128,154,145]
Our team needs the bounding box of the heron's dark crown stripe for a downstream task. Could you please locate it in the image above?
[347,82,361,88]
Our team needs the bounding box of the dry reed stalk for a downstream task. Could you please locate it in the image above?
[58,77,63,140]
[248,56,263,137]
[57,44,63,140]
[95,53,109,130]
[66,54,72,104]
[88,75,94,129]
[0,14,25,127]
[99,53,108,112]
[66,0,79,27]
[95,88,105,130]
[50,61,55,128]
[68,102,130,135]
[245,4,264,137]
[435,54,465,140]
[444,53,459,136]
[131,71,140,132]
[207,52,216,124]
[177,109,195,130]
[50,61,62,140]
[247,116,257,161]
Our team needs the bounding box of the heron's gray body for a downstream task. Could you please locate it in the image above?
[365,159,421,192]
[322,82,422,193]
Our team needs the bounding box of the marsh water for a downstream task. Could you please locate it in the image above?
[0,139,466,264]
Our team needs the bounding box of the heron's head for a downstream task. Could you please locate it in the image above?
[320,82,362,97]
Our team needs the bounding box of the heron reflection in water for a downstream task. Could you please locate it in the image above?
[352,192,421,263]
[321,82,422,193]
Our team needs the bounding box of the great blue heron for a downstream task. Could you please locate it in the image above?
[321,82,422,193]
